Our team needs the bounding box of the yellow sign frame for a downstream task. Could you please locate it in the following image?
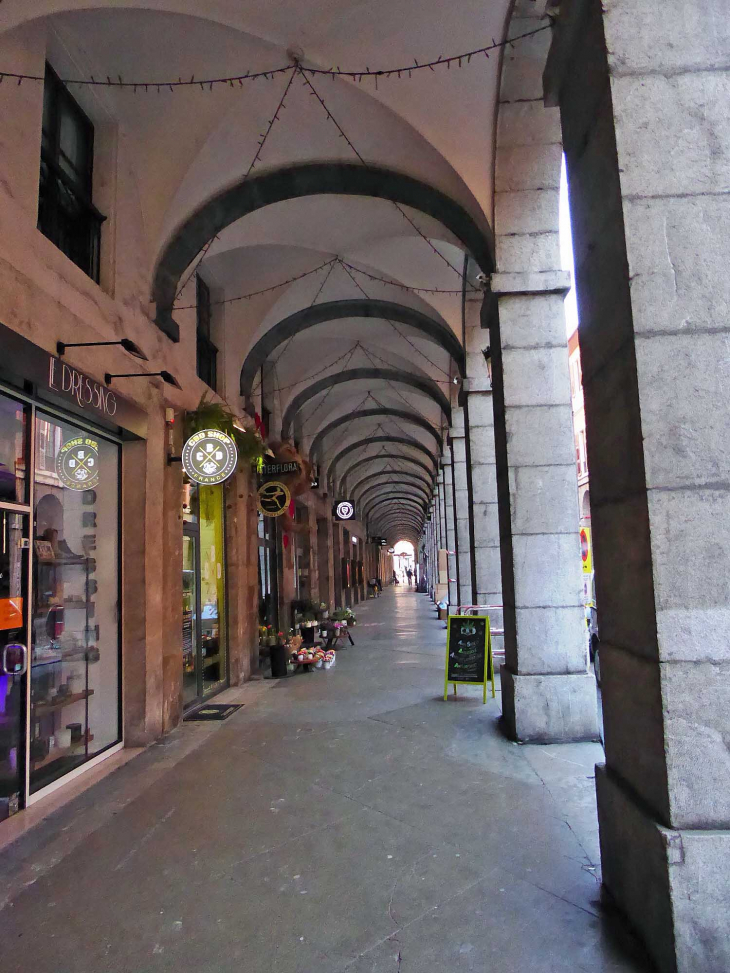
[443,614,495,704]
[580,526,592,574]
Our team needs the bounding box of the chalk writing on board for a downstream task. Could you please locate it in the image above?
[446,616,487,684]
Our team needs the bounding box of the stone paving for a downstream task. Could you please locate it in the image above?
[0,587,652,972]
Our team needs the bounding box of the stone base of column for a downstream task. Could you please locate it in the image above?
[500,668,599,742]
[596,764,730,973]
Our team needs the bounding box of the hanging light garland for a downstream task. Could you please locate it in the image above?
[0,25,550,90]
[172,257,467,311]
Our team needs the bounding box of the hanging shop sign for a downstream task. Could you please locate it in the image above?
[334,501,354,521]
[257,480,291,517]
[259,460,302,480]
[182,429,238,486]
[443,614,495,705]
[580,527,592,574]
[56,436,101,490]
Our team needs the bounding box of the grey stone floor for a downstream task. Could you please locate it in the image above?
[0,587,654,972]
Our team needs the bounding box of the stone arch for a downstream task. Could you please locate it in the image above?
[152,162,495,340]
[330,439,438,487]
[338,454,436,495]
[281,368,450,440]
[363,496,426,520]
[375,520,422,537]
[309,409,442,465]
[350,469,433,501]
[240,299,463,403]
[358,482,431,511]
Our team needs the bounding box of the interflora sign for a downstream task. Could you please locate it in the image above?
[259,460,301,480]
[257,480,290,517]
[182,429,238,485]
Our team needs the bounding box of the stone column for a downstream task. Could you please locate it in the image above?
[225,463,259,684]
[450,407,473,606]
[546,0,730,969]
[493,0,597,743]
[464,296,502,620]
[441,451,458,609]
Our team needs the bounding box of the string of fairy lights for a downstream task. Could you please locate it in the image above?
[0,25,550,90]
[1,20,544,488]
[173,256,467,310]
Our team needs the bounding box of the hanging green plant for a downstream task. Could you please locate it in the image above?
[184,395,267,468]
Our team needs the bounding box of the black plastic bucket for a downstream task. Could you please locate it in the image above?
[270,644,288,678]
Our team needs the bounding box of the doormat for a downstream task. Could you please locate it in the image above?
[183,703,243,722]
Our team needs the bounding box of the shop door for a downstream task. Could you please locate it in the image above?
[182,529,199,708]
[0,390,30,820]
[0,509,29,821]
[181,484,227,709]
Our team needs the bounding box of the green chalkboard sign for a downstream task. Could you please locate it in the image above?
[444,615,494,704]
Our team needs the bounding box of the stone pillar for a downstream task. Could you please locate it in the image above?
[441,451,458,608]
[450,407,473,607]
[121,437,154,746]
[160,411,184,734]
[225,463,259,684]
[493,0,597,743]
[546,0,730,969]
[464,296,502,620]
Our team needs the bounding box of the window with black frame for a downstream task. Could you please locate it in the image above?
[196,275,218,390]
[38,64,105,281]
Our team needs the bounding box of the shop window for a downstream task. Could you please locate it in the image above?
[0,396,27,503]
[38,64,104,282]
[196,275,218,391]
[30,412,121,793]
[182,482,227,707]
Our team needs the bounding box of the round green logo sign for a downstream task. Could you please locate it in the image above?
[56,437,100,490]
[182,429,238,485]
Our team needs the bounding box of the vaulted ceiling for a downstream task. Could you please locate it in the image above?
[0,0,520,541]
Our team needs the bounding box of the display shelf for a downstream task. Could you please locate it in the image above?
[34,689,94,715]
[31,734,94,770]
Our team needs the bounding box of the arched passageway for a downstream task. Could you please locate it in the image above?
[0,1,726,971]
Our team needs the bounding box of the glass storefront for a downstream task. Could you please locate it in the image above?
[0,386,123,816]
[30,411,121,792]
[0,508,28,821]
[182,481,227,708]
[257,512,278,631]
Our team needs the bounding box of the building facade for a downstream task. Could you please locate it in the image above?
[0,0,727,969]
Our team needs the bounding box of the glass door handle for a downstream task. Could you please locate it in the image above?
[2,643,28,675]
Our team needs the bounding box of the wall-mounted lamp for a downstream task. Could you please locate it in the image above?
[58,339,148,361]
[105,370,182,390]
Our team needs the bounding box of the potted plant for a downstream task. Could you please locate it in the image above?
[184,394,268,469]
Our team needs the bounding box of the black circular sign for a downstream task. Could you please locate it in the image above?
[257,480,291,517]
[56,437,100,490]
[182,429,238,485]
[336,501,354,520]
